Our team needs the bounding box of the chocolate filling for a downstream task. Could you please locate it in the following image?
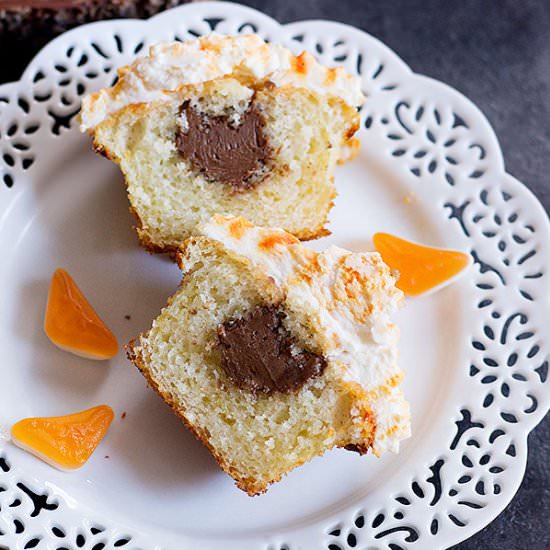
[175,100,271,191]
[217,305,326,394]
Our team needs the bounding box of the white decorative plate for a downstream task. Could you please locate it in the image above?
[0,2,548,549]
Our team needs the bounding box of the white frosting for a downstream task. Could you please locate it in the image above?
[199,216,411,455]
[80,33,365,130]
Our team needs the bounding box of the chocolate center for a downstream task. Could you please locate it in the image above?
[175,101,271,191]
[217,305,326,394]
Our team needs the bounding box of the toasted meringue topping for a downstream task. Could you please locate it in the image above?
[80,33,365,130]
[199,215,410,454]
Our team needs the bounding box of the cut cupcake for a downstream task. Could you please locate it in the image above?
[127,215,410,495]
[79,34,364,253]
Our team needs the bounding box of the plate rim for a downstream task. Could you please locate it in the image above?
[0,2,549,549]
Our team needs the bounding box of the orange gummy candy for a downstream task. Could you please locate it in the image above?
[44,268,118,360]
[11,405,114,470]
[373,232,471,296]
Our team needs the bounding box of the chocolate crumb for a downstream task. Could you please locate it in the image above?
[344,443,369,455]
[124,315,131,320]
[121,411,127,419]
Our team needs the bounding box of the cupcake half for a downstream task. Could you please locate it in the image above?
[80,34,364,253]
[127,215,410,495]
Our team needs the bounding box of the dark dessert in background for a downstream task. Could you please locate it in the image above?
[0,1,188,83]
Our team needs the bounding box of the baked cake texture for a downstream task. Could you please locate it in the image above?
[80,34,364,253]
[127,215,410,495]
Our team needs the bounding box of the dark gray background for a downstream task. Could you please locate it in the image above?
[2,1,549,548]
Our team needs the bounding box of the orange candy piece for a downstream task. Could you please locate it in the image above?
[44,268,118,360]
[373,232,471,296]
[11,405,114,470]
